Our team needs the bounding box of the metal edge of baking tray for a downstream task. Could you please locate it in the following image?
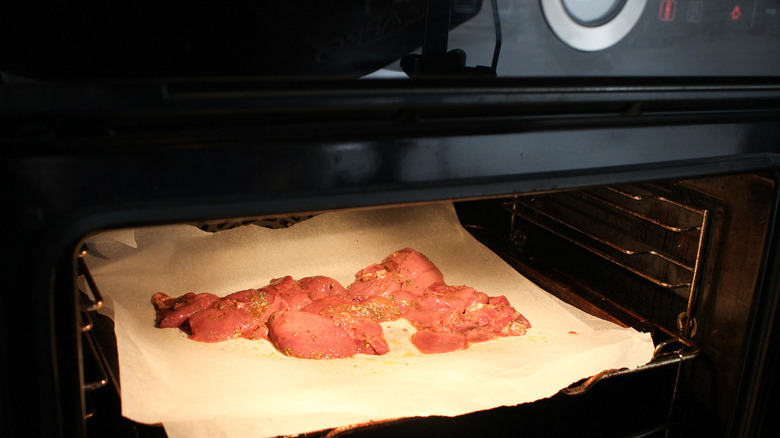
[558,336,699,396]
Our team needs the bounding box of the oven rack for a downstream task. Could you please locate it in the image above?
[77,249,112,425]
[462,221,700,397]
[502,185,708,339]
[195,214,317,232]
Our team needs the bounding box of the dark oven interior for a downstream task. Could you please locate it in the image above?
[73,172,777,438]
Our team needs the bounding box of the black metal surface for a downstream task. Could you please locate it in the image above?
[0,0,482,80]
[488,1,780,77]
[728,177,780,437]
[493,175,778,436]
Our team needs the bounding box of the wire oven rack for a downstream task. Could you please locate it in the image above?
[77,249,110,421]
[501,184,705,392]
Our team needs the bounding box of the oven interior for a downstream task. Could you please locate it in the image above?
[75,171,776,438]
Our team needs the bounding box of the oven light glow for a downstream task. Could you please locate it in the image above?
[659,0,677,22]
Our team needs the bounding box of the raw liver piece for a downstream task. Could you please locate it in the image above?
[316,297,400,355]
[301,295,355,315]
[263,276,312,311]
[402,284,482,332]
[347,264,400,300]
[318,296,401,323]
[346,248,444,300]
[239,293,287,340]
[152,248,531,358]
[350,320,390,355]
[383,248,445,295]
[411,330,468,354]
[152,292,219,329]
[468,295,532,337]
[188,289,283,342]
[267,310,359,359]
[324,312,390,356]
[402,283,531,351]
[299,276,347,301]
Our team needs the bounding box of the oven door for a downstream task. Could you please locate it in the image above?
[3,78,780,438]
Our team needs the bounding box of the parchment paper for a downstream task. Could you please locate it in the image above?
[84,202,654,438]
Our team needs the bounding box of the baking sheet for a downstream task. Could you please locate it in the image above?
[84,202,654,438]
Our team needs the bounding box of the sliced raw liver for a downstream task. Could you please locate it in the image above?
[267,310,359,359]
[153,292,219,329]
[188,289,283,342]
[411,330,468,354]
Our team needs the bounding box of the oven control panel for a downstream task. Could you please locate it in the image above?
[446,0,780,76]
[0,0,777,79]
[539,0,780,48]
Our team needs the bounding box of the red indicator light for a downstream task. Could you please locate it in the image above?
[659,0,677,22]
[731,5,742,20]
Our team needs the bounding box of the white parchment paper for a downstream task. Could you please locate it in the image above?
[85,202,654,438]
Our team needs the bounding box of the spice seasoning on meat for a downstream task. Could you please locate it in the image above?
[152,248,530,358]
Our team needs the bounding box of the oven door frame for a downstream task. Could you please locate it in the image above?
[2,78,780,437]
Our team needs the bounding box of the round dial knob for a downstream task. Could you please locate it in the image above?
[541,0,647,51]
[561,0,625,26]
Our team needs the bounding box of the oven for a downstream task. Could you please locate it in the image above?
[2,1,780,437]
